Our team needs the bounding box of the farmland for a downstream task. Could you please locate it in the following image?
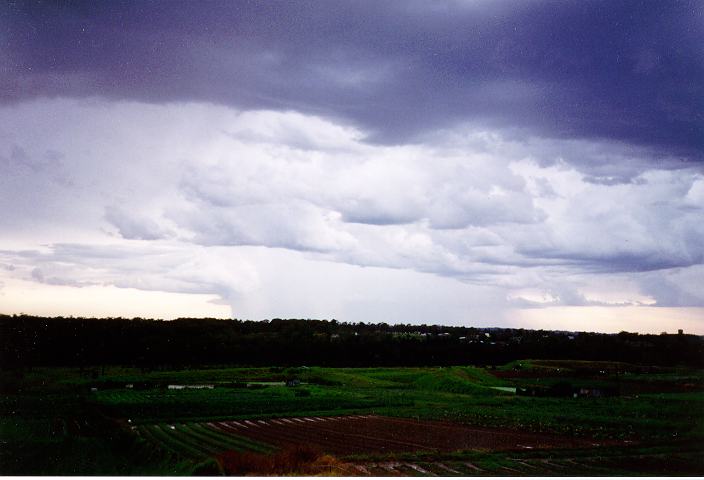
[2,361,703,475]
[136,415,597,457]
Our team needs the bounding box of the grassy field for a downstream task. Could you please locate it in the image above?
[1,362,703,475]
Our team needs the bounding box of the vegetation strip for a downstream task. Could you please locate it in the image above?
[187,423,257,451]
[198,423,273,453]
[136,426,181,456]
[146,425,209,458]
[167,425,225,455]
[176,424,248,453]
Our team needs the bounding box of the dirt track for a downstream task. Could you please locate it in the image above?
[209,415,600,455]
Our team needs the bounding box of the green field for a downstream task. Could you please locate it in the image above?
[1,362,703,475]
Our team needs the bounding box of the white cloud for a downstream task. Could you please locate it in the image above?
[0,98,702,331]
[104,205,172,240]
[0,277,230,319]
[0,243,261,304]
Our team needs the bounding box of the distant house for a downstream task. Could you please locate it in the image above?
[167,384,214,390]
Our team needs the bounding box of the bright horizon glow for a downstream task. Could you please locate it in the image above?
[2,261,703,335]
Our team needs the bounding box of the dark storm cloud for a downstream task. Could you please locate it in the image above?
[2,0,702,160]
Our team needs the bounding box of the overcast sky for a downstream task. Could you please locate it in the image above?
[1,0,702,333]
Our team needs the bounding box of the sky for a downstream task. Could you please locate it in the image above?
[0,0,703,333]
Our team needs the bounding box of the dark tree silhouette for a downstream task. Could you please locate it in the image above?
[1,314,702,369]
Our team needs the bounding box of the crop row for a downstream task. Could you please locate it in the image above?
[341,448,704,476]
[136,422,273,459]
[135,415,399,459]
[140,413,560,459]
[96,387,409,422]
[341,457,623,476]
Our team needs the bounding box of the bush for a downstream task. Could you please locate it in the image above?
[191,457,223,476]
[218,445,327,475]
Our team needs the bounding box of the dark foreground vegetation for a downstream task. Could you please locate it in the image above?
[1,315,703,475]
[2,314,703,368]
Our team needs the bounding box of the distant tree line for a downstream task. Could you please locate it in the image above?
[1,314,702,369]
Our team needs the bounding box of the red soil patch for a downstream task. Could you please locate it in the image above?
[208,415,600,456]
[217,445,341,476]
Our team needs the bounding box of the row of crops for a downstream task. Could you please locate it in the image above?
[135,415,395,460]
[95,387,412,422]
[339,450,704,477]
[136,420,591,476]
[134,416,704,476]
[135,422,273,459]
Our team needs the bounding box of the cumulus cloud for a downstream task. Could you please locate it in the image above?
[104,206,172,241]
[173,201,358,253]
[0,243,261,306]
[0,98,702,322]
[507,163,704,273]
[637,266,704,308]
[1,1,702,331]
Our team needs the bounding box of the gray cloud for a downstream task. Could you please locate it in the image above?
[104,205,171,241]
[1,1,702,327]
[0,98,702,315]
[507,284,648,309]
[31,266,84,287]
[2,0,702,165]
[637,267,704,307]
[1,243,260,306]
